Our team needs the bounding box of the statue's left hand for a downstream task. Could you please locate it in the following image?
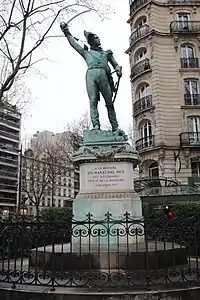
[116,70,122,78]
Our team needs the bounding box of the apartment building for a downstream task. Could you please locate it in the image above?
[23,130,80,215]
[127,0,200,186]
[0,102,21,210]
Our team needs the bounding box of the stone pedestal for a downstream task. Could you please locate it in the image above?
[72,129,142,248]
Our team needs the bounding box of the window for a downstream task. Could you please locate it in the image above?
[181,45,194,59]
[133,17,147,36]
[63,188,66,197]
[184,79,199,105]
[149,162,159,178]
[68,179,71,188]
[139,121,153,147]
[136,17,147,28]
[177,13,190,30]
[58,199,61,207]
[137,84,150,99]
[191,161,200,177]
[181,45,198,68]
[135,49,147,63]
[187,116,200,143]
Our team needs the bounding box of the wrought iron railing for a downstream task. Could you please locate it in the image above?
[170,21,200,33]
[184,94,200,105]
[138,185,200,196]
[168,0,199,4]
[0,170,18,178]
[130,0,149,16]
[131,58,151,80]
[0,117,20,129]
[0,184,17,191]
[0,213,200,289]
[0,130,19,141]
[135,135,154,151]
[133,95,153,116]
[129,24,149,47]
[0,197,16,204]
[0,156,18,165]
[180,132,200,146]
[181,57,199,68]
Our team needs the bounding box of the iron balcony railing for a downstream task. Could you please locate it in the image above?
[180,132,200,146]
[129,24,149,47]
[184,94,200,105]
[168,0,199,4]
[180,57,199,68]
[0,197,16,204]
[135,135,155,151]
[0,170,18,178]
[0,130,19,141]
[0,117,20,129]
[131,58,151,80]
[0,213,200,289]
[130,0,149,16]
[0,156,18,165]
[170,21,200,33]
[0,184,17,191]
[133,95,153,117]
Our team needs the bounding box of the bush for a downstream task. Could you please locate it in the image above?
[40,207,72,222]
[0,207,73,258]
[147,202,200,256]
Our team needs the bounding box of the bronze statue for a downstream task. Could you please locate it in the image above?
[60,23,122,133]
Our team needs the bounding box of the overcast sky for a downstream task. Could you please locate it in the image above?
[22,0,132,142]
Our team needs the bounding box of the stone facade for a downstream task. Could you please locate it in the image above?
[127,0,200,184]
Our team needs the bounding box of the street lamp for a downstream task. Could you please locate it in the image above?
[20,205,28,217]
[2,208,9,218]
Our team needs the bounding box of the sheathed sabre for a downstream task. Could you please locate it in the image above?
[112,66,122,104]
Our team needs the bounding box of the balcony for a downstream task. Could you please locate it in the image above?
[0,156,18,166]
[180,58,199,68]
[135,135,155,151]
[0,117,20,129]
[170,21,200,34]
[0,170,18,178]
[184,94,200,105]
[129,24,149,47]
[131,58,151,80]
[168,0,199,4]
[180,132,200,147]
[133,95,153,117]
[130,0,149,16]
[0,129,19,141]
[0,184,17,192]
[0,197,16,204]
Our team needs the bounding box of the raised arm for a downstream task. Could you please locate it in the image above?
[107,50,122,77]
[60,23,86,58]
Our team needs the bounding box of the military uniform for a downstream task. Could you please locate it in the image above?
[63,30,122,132]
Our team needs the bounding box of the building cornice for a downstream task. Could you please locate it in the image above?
[127,0,200,24]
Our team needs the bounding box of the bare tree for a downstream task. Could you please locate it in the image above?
[22,131,76,214]
[22,150,50,216]
[0,0,109,107]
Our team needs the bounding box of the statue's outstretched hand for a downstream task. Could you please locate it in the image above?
[60,22,71,35]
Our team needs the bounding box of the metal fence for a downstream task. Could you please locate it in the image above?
[0,212,200,291]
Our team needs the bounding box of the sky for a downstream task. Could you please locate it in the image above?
[22,0,132,142]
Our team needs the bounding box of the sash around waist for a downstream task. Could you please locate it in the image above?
[87,65,108,71]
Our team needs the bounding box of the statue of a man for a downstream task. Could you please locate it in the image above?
[60,23,122,133]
